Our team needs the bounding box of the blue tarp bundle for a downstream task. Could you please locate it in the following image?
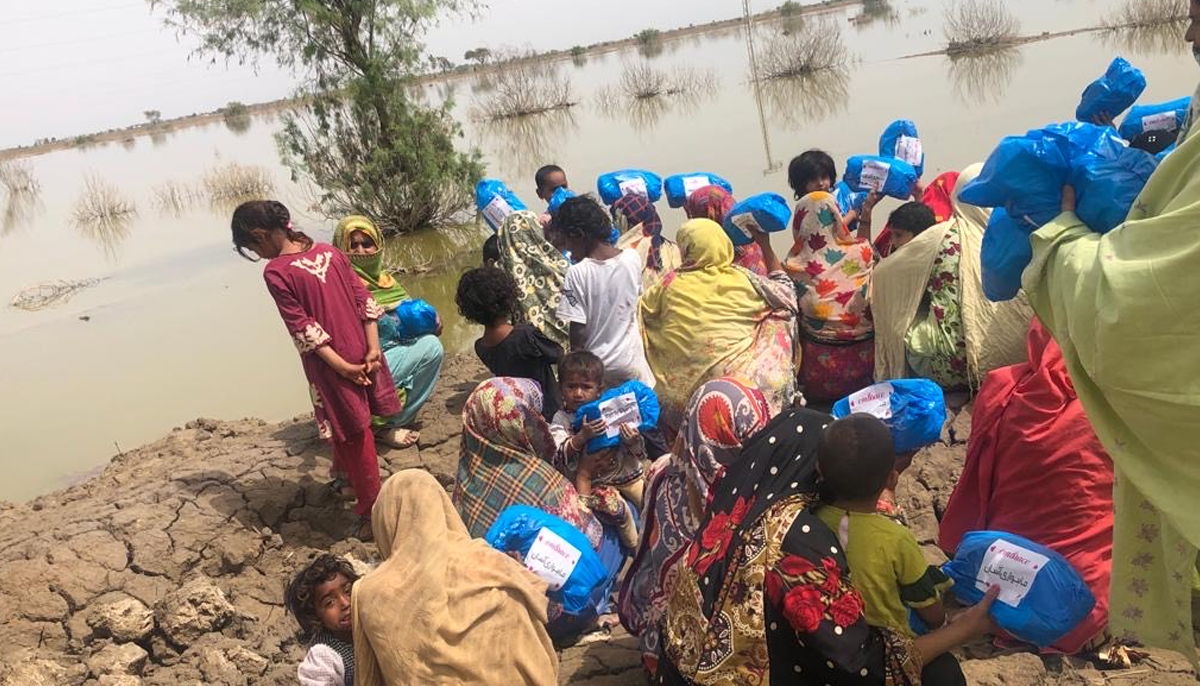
[832,379,946,453]
[475,179,528,232]
[1118,96,1191,140]
[664,172,734,208]
[721,192,792,247]
[1075,56,1146,124]
[392,299,439,341]
[878,119,925,177]
[574,381,660,453]
[843,155,920,200]
[596,169,663,205]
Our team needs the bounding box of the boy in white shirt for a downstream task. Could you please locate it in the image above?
[553,194,656,388]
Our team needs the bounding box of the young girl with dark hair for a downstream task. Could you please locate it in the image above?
[231,200,399,540]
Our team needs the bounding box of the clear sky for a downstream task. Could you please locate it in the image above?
[0,0,743,148]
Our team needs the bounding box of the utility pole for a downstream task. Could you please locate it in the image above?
[745,0,782,176]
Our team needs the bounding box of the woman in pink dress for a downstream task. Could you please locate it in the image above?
[231,200,400,540]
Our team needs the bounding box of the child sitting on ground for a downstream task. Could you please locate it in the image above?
[456,266,564,420]
[815,414,953,636]
[553,195,656,388]
[286,554,359,686]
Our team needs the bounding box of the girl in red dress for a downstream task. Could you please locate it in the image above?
[231,201,400,540]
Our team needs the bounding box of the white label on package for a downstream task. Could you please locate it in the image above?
[860,159,891,192]
[482,196,513,230]
[618,177,649,198]
[682,175,711,198]
[1141,111,1177,133]
[847,382,894,419]
[524,527,581,591]
[730,213,760,240]
[894,135,924,166]
[975,539,1050,607]
[599,391,642,438]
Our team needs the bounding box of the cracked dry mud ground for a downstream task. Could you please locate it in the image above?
[0,354,1194,685]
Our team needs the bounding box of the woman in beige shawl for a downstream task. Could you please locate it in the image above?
[352,470,558,686]
[871,164,1032,393]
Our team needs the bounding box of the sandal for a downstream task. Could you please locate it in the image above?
[375,427,420,449]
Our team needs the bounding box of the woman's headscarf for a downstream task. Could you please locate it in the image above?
[353,470,558,686]
[497,210,570,346]
[683,185,735,224]
[454,377,603,548]
[923,171,961,224]
[614,193,682,289]
[785,192,875,341]
[333,215,409,310]
[619,378,772,670]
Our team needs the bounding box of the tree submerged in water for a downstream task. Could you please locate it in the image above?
[943,0,1020,55]
[149,0,484,235]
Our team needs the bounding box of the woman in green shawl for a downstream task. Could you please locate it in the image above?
[334,216,444,449]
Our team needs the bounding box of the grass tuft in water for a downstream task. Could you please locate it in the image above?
[943,0,1020,55]
[0,161,41,196]
[755,18,849,79]
[471,56,576,121]
[73,176,136,226]
[203,162,275,203]
[612,62,719,100]
[1104,0,1189,29]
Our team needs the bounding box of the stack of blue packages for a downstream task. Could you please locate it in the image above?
[596,169,663,205]
[475,179,528,232]
[831,379,946,453]
[574,381,660,453]
[878,119,925,177]
[664,172,734,208]
[721,192,792,247]
[486,505,613,615]
[843,155,920,200]
[1118,96,1191,140]
[942,531,1095,648]
[1076,56,1146,124]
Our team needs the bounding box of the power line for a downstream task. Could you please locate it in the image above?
[0,28,159,53]
[0,2,146,27]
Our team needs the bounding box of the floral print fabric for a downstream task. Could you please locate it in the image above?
[497,210,571,346]
[904,223,969,389]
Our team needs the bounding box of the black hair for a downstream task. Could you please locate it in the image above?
[787,150,838,200]
[456,266,520,326]
[817,414,896,501]
[559,350,604,384]
[553,195,612,244]
[535,164,565,192]
[284,553,358,637]
[482,234,501,265]
[230,199,312,261]
[887,201,938,237]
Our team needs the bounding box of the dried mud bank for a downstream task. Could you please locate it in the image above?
[0,354,1192,685]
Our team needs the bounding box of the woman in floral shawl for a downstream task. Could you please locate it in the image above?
[497,210,571,346]
[659,409,999,685]
[613,193,683,290]
[683,185,768,276]
[785,192,876,403]
[619,378,772,675]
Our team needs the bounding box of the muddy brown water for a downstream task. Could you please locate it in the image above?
[1,0,1195,501]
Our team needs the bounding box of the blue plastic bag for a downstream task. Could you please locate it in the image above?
[832,181,868,215]
[547,186,576,215]
[980,207,1032,303]
[843,155,919,200]
[485,505,613,615]
[574,381,660,453]
[1118,96,1191,140]
[596,169,663,206]
[475,179,527,232]
[878,119,925,177]
[943,531,1095,648]
[664,172,734,209]
[1076,57,1146,124]
[721,192,792,247]
[831,379,946,453]
[1071,145,1159,234]
[393,299,439,341]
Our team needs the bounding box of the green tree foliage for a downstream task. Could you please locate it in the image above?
[143,110,162,125]
[149,0,484,234]
[464,47,492,65]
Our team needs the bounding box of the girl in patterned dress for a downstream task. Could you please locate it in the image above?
[231,201,400,540]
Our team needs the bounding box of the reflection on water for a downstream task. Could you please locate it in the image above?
[851,0,901,29]
[946,48,1023,105]
[71,176,137,260]
[223,113,253,135]
[474,108,579,181]
[74,214,134,260]
[2,191,42,236]
[1098,21,1190,58]
[759,68,851,128]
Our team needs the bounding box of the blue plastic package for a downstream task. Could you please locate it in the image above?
[1071,145,1159,234]
[1076,57,1146,124]
[596,169,663,206]
[574,381,660,453]
[980,207,1032,303]
[721,192,792,247]
[1157,142,1177,161]
[878,119,925,177]
[485,505,613,615]
[832,181,868,215]
[547,186,576,215]
[831,379,946,453]
[393,299,439,341]
[1118,96,1191,140]
[475,179,528,232]
[664,172,734,209]
[943,531,1095,648]
[843,155,919,200]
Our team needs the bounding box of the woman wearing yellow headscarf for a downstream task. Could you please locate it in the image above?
[334,216,444,449]
[640,220,797,436]
[353,469,558,686]
[872,165,1033,391]
[1023,121,1200,660]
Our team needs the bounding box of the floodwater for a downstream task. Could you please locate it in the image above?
[1,0,1195,501]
